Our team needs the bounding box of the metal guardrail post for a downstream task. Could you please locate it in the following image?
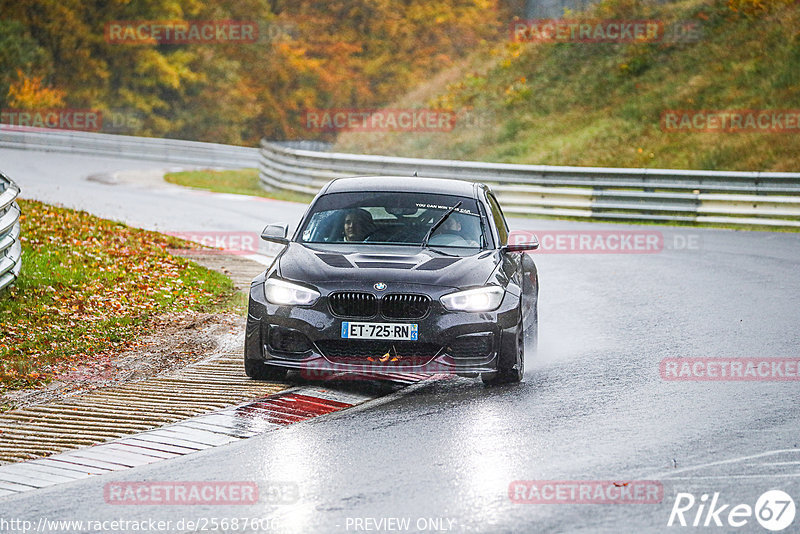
[0,171,22,291]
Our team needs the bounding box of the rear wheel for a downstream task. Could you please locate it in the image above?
[482,318,524,386]
[245,358,288,381]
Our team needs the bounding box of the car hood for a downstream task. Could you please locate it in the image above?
[276,243,500,289]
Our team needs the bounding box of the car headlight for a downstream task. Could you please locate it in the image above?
[440,286,505,312]
[264,278,320,306]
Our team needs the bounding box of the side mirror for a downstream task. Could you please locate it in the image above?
[261,224,289,245]
[502,234,539,253]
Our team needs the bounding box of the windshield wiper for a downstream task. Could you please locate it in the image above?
[421,201,462,248]
[425,245,460,257]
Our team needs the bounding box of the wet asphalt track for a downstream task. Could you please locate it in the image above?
[1,147,799,533]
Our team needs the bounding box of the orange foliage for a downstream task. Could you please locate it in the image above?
[728,0,794,16]
[7,70,66,110]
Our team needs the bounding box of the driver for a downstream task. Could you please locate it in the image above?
[431,214,479,246]
[343,209,376,242]
[440,217,462,234]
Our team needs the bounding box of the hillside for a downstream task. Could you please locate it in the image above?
[0,0,514,145]
[335,0,800,172]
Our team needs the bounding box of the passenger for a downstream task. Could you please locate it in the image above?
[343,209,376,242]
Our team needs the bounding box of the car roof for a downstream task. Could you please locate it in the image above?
[323,176,484,198]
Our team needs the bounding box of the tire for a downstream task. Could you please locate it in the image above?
[482,317,524,386]
[245,358,288,381]
[525,304,538,356]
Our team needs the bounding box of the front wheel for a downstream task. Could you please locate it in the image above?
[525,304,538,356]
[245,358,288,381]
[482,319,524,386]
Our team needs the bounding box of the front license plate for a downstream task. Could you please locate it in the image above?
[341,322,418,341]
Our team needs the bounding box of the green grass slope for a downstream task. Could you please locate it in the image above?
[335,0,800,172]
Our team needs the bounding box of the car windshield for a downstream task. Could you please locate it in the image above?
[299,191,485,248]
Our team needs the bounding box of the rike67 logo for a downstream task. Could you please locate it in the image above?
[668,490,796,531]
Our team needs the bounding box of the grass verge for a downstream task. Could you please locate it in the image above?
[0,199,239,394]
[164,169,315,204]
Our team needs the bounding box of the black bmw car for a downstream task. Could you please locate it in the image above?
[245,176,539,385]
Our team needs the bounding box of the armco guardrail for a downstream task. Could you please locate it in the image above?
[0,172,21,291]
[0,127,258,168]
[259,140,800,227]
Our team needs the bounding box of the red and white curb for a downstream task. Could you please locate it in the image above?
[0,380,430,498]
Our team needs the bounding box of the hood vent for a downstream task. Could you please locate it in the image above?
[317,253,353,268]
[415,257,460,271]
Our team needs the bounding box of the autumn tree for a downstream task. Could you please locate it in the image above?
[1,0,511,143]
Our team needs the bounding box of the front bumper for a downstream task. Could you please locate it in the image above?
[245,280,520,376]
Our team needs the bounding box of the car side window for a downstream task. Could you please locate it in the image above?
[487,193,509,247]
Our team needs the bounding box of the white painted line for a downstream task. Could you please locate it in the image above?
[309,376,442,422]
[59,448,158,468]
[0,480,39,492]
[178,420,259,438]
[644,448,800,479]
[34,458,112,475]
[190,413,247,426]
[101,443,179,460]
[0,465,78,485]
[660,474,800,480]
[129,432,211,450]
[13,463,94,481]
[114,438,198,455]
[0,471,54,488]
[148,427,238,447]
[46,455,131,472]
[298,387,374,405]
